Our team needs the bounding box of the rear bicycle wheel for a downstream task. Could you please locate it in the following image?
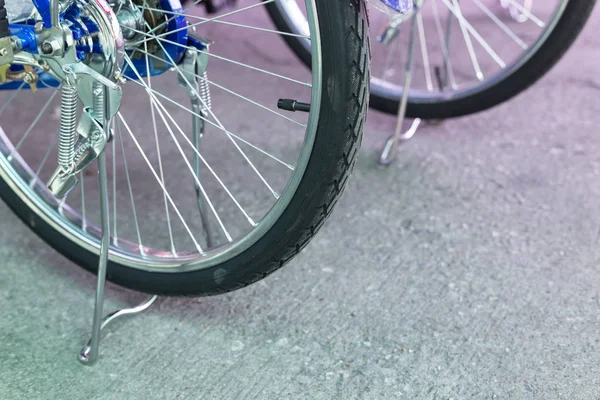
[266,0,595,119]
[0,0,370,296]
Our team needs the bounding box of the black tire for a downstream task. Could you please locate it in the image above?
[266,0,595,119]
[0,0,370,296]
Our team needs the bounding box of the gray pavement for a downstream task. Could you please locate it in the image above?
[2,4,600,400]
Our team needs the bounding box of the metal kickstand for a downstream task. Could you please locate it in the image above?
[379,2,422,165]
[178,42,219,249]
[77,82,158,366]
[379,0,458,164]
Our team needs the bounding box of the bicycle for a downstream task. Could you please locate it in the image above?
[266,0,596,119]
[0,0,373,363]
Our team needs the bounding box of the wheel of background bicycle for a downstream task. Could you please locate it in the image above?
[266,0,595,119]
[0,0,369,296]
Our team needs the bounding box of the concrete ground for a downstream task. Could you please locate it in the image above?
[1,4,600,400]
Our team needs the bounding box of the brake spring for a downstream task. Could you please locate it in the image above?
[58,83,78,172]
[199,71,211,113]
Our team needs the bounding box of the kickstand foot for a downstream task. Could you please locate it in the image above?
[380,118,421,165]
[79,294,158,364]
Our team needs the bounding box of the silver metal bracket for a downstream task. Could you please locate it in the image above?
[47,63,122,198]
[0,37,15,83]
[63,62,123,119]
[0,37,14,65]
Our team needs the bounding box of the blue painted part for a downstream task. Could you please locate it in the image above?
[8,24,38,53]
[83,18,100,34]
[160,0,188,63]
[92,43,103,53]
[377,0,413,14]
[31,0,52,28]
[3,0,193,88]
[187,36,208,51]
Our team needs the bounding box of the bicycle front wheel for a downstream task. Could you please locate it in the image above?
[0,0,370,296]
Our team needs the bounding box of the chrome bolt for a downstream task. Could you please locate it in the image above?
[0,48,7,57]
[41,38,63,56]
[34,22,45,34]
[41,42,54,55]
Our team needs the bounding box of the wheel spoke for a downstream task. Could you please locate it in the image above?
[124,50,281,200]
[471,0,528,50]
[12,90,59,156]
[430,0,458,90]
[0,81,26,118]
[148,93,234,242]
[151,0,277,40]
[126,27,312,87]
[137,5,310,39]
[416,11,434,92]
[439,0,506,69]
[80,171,87,232]
[139,0,205,36]
[143,39,177,256]
[30,130,60,186]
[116,118,144,253]
[125,72,257,226]
[124,76,295,171]
[129,46,306,127]
[112,120,118,246]
[145,25,284,199]
[450,0,484,81]
[118,112,205,255]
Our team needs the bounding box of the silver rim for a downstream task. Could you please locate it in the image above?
[271,0,569,104]
[0,0,322,273]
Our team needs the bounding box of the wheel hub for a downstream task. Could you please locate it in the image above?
[38,0,124,86]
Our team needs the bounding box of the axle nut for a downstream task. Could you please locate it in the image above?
[41,42,54,55]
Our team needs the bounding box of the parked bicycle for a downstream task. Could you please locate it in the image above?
[267,0,595,119]
[0,0,377,362]
[0,0,374,296]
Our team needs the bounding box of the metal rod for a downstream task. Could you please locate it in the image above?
[78,84,158,365]
[78,151,110,365]
[192,104,217,248]
[79,84,110,365]
[50,0,60,28]
[379,6,420,165]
